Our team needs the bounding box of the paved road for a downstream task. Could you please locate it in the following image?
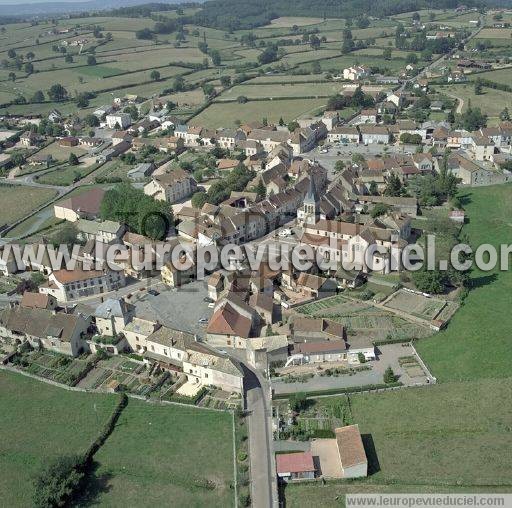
[239,362,277,508]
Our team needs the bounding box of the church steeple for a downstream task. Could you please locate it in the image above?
[298,176,320,225]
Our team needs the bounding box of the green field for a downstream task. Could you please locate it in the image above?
[192,97,328,127]
[92,399,235,507]
[284,378,512,506]
[417,184,512,381]
[435,84,512,118]
[0,370,236,507]
[472,67,512,86]
[0,185,57,227]
[0,370,118,508]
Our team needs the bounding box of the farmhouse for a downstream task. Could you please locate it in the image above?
[343,66,371,81]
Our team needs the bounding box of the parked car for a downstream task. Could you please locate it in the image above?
[148,289,159,296]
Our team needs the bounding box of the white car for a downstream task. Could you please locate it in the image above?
[278,228,293,237]
[320,148,329,153]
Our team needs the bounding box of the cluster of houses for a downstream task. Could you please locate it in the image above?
[0,294,244,394]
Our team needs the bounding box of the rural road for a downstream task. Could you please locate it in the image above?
[241,364,278,508]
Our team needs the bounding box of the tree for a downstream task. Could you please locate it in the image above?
[412,268,446,294]
[499,107,510,121]
[254,179,266,200]
[288,121,299,132]
[173,76,185,92]
[68,153,79,166]
[257,45,278,65]
[136,28,153,40]
[31,90,44,103]
[76,94,89,108]
[87,55,97,65]
[311,61,321,74]
[12,153,26,168]
[191,191,207,209]
[26,51,35,61]
[384,174,402,197]
[383,366,396,384]
[32,455,84,508]
[65,54,73,63]
[309,34,321,50]
[289,392,308,413]
[198,41,208,54]
[7,49,16,59]
[84,114,100,127]
[8,72,16,82]
[383,47,392,60]
[369,180,378,196]
[150,70,160,81]
[370,203,391,218]
[47,83,67,102]
[50,222,79,247]
[334,160,346,173]
[406,52,418,65]
[24,62,34,74]
[474,79,483,95]
[101,183,172,240]
[220,75,231,87]
[210,50,221,66]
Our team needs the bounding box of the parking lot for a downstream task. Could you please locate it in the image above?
[130,280,214,335]
[303,143,419,179]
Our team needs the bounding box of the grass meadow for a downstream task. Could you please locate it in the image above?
[0,370,236,507]
[0,185,57,227]
[0,371,118,507]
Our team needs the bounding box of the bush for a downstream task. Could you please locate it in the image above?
[237,450,248,462]
[384,366,396,384]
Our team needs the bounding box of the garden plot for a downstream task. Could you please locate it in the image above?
[384,289,447,321]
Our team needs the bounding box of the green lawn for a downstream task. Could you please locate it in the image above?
[93,399,236,507]
[416,184,512,381]
[0,185,57,227]
[193,98,328,128]
[435,84,512,119]
[0,370,118,508]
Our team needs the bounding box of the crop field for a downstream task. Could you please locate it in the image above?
[0,6,418,123]
[265,16,324,28]
[384,289,447,321]
[0,184,57,228]
[475,27,512,39]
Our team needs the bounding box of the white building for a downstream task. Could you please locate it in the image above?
[343,66,371,81]
[106,113,132,129]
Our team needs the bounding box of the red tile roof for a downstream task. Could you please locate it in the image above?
[276,452,315,474]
